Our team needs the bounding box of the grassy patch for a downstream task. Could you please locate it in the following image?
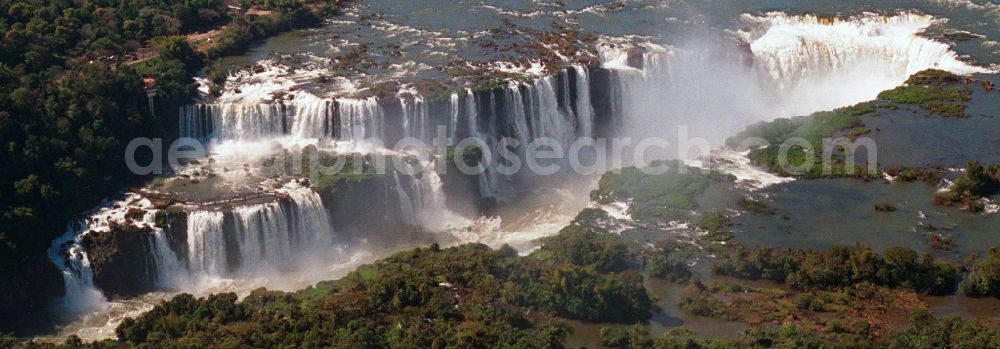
[729,102,880,178]
[878,69,972,118]
[590,162,733,223]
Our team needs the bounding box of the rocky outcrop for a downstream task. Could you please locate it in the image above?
[318,175,414,244]
[154,206,189,269]
[82,221,158,299]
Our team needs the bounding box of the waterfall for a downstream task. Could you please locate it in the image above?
[465,88,479,138]
[148,229,185,288]
[288,93,331,139]
[48,223,108,314]
[504,84,531,147]
[527,76,574,146]
[47,195,164,313]
[225,188,334,272]
[185,211,228,277]
[449,92,460,144]
[746,12,988,88]
[400,96,430,142]
[229,203,295,272]
[179,96,386,143]
[184,185,335,280]
[178,104,214,141]
[594,12,989,146]
[393,172,417,223]
[391,159,466,230]
[413,162,454,230]
[572,65,595,138]
[336,97,385,143]
[214,103,286,141]
[462,89,502,200]
[743,12,991,116]
[604,66,646,134]
[50,183,336,306]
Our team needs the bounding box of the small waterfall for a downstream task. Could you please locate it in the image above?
[288,93,331,139]
[413,162,454,230]
[448,93,460,143]
[178,104,214,141]
[572,65,595,138]
[393,172,417,222]
[147,229,185,288]
[185,211,228,277]
[487,92,498,137]
[605,67,646,134]
[463,89,502,200]
[392,159,466,230]
[400,96,430,142]
[336,97,386,143]
[465,88,479,138]
[527,76,574,146]
[504,84,532,147]
[48,223,107,314]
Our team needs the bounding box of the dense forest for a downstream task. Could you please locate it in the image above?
[7,225,1000,348]
[711,244,960,295]
[0,0,336,330]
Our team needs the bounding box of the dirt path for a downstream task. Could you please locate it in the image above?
[123,25,229,66]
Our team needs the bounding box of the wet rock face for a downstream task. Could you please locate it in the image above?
[440,163,489,216]
[587,67,617,137]
[155,207,189,269]
[82,222,158,299]
[318,175,414,243]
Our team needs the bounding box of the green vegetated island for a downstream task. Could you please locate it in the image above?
[5,1,1000,348]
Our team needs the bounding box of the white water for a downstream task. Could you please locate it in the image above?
[745,12,991,116]
[449,92,460,143]
[48,226,108,315]
[600,12,989,153]
[185,211,228,277]
[184,183,336,282]
[337,97,386,143]
[179,95,385,143]
[401,96,431,142]
[528,77,575,147]
[47,195,175,315]
[573,65,596,138]
[465,88,480,138]
[50,183,336,322]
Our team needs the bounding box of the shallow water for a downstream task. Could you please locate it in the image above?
[733,178,1000,254]
[849,87,1000,168]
